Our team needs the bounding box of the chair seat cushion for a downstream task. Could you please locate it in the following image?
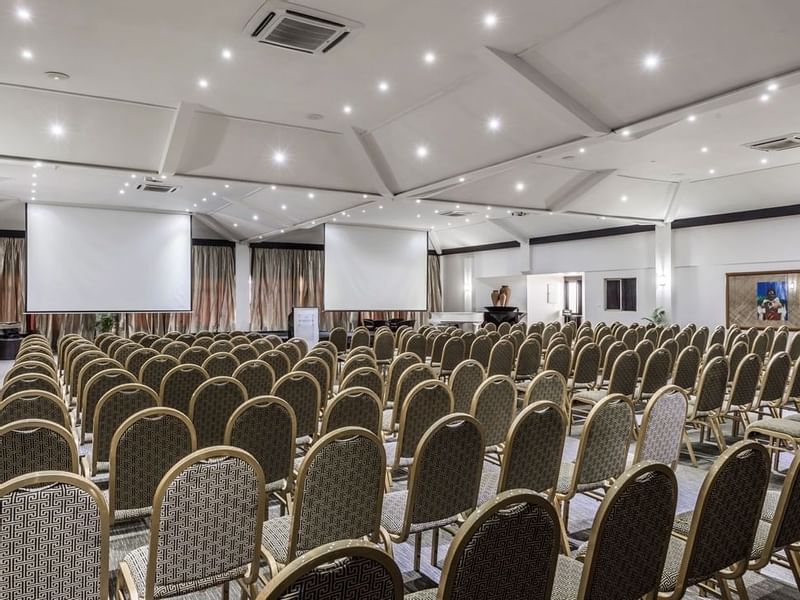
[405,589,438,599]
[659,537,686,593]
[261,515,292,564]
[550,554,583,600]
[762,489,781,522]
[381,491,458,536]
[382,410,396,432]
[556,462,607,495]
[385,442,413,469]
[102,489,151,522]
[747,417,800,437]
[476,463,501,506]
[572,389,607,405]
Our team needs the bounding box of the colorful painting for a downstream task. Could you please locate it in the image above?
[756,281,788,321]
[726,271,800,330]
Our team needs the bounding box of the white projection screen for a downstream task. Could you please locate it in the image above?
[324,224,428,311]
[26,204,192,313]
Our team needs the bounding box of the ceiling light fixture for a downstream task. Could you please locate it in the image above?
[272,151,286,165]
[621,195,628,202]
[687,114,697,122]
[197,78,209,89]
[621,129,631,137]
[233,223,238,227]
[160,175,167,180]
[423,51,436,65]
[761,158,768,165]
[118,189,125,195]
[642,53,661,71]
[271,185,277,190]
[701,146,708,153]
[16,7,31,21]
[224,184,230,189]
[455,204,460,209]
[31,173,37,178]
[221,48,233,60]
[308,192,315,199]
[415,198,421,204]
[378,205,383,210]
[343,104,352,115]
[487,116,501,132]
[458,177,465,183]
[515,182,525,192]
[31,182,36,187]
[33,161,42,168]
[211,192,217,196]
[767,81,779,92]
[333,218,337,222]
[20,48,33,60]
[760,93,770,103]
[362,194,368,199]
[49,123,65,137]
[280,229,285,233]
[123,182,129,187]
[465,218,471,222]
[130,173,136,178]
[416,214,421,218]
[252,215,258,220]
[281,204,287,210]
[202,197,207,202]
[708,168,716,174]
[341,211,346,216]
[377,80,389,93]
[311,221,316,225]
[416,145,429,159]
[434,209,439,213]
[579,147,586,153]
[483,12,498,28]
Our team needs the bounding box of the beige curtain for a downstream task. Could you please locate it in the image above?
[0,237,25,324]
[250,247,444,331]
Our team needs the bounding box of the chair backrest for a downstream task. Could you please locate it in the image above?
[144,447,266,597]
[329,327,347,353]
[469,335,492,368]
[726,341,748,383]
[500,401,567,497]
[440,337,466,372]
[788,333,800,361]
[294,356,331,400]
[202,351,240,378]
[341,353,378,383]
[405,333,426,361]
[570,395,634,489]
[638,347,673,399]
[543,344,571,380]
[139,354,178,392]
[225,396,296,488]
[515,338,541,381]
[670,441,769,596]
[209,339,234,354]
[4,359,57,383]
[0,420,78,482]
[448,359,486,414]
[322,387,383,436]
[272,372,321,441]
[388,363,436,431]
[393,379,453,465]
[350,328,371,349]
[308,347,336,385]
[251,338,274,355]
[126,347,158,378]
[140,334,161,348]
[189,377,247,448]
[725,353,761,410]
[256,540,403,600]
[290,428,385,559]
[691,356,728,416]
[523,370,567,409]
[765,451,800,557]
[606,350,639,397]
[633,340,654,378]
[402,415,484,537]
[191,336,213,349]
[159,363,208,414]
[259,349,291,380]
[672,345,701,393]
[340,366,384,400]
[373,330,395,362]
[437,490,560,600]
[70,348,105,395]
[162,340,190,360]
[179,346,210,366]
[622,328,638,350]
[634,385,688,467]
[755,351,792,409]
[572,343,600,386]
[577,462,678,600]
[644,327,659,346]
[2,373,60,401]
[82,368,138,435]
[0,390,69,429]
[108,407,196,523]
[232,344,259,364]
[470,375,516,448]
[0,471,109,599]
[600,340,625,381]
[751,331,769,362]
[232,360,275,398]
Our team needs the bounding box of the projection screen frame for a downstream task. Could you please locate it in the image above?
[322,223,430,312]
[24,203,194,314]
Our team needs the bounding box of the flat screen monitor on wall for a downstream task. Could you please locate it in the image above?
[26,204,192,313]
[323,223,428,312]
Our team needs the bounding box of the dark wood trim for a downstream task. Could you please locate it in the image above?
[672,203,800,230]
[192,238,235,248]
[427,250,438,256]
[0,229,25,238]
[529,224,656,245]
[440,241,521,256]
[250,242,325,251]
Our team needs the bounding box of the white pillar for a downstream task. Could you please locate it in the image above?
[234,243,251,331]
[654,223,673,321]
[463,256,474,312]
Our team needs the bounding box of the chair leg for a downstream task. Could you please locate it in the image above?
[787,548,800,591]
[414,532,422,572]
[711,417,728,452]
[715,575,734,600]
[683,429,698,467]
[733,575,750,600]
[561,499,570,535]
[222,581,230,600]
[431,528,439,568]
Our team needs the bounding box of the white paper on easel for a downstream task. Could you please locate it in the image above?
[293,307,319,347]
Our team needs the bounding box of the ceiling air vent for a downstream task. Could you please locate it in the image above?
[745,133,800,152]
[440,209,474,218]
[245,1,363,55]
[136,177,180,194]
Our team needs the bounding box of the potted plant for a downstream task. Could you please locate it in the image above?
[96,313,114,335]
[642,307,667,326]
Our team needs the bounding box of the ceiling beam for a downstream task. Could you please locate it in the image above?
[342,127,397,199]
[663,181,684,223]
[159,102,198,177]
[428,230,442,254]
[242,199,375,243]
[486,218,531,271]
[477,46,610,137]
[191,213,238,242]
[546,169,617,212]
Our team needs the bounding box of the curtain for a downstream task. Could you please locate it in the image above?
[250,247,444,331]
[0,237,25,324]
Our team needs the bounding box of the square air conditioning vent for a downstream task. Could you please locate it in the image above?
[245,1,363,55]
[136,177,180,193]
[440,209,475,218]
[745,134,800,152]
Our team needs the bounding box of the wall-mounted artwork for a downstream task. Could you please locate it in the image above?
[726,271,799,329]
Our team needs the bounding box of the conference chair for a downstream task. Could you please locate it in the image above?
[720,353,761,435]
[684,356,729,464]
[177,333,196,345]
[751,351,792,419]
[448,359,485,413]
[0,419,79,482]
[522,370,568,409]
[140,333,160,348]
[3,359,57,383]
[320,387,383,437]
[514,338,541,383]
[752,331,770,363]
[139,354,178,393]
[788,334,800,362]
[159,363,208,415]
[124,347,158,378]
[469,375,516,454]
[570,350,638,430]
[672,345,701,394]
[350,327,370,350]
[294,356,331,403]
[553,462,678,600]
[543,343,571,380]
[382,415,484,571]
[162,340,190,360]
[192,336,214,349]
[106,407,196,524]
[374,329,395,369]
[231,344,258,364]
[468,334,492,369]
[405,333,426,362]
[307,346,336,390]
[259,349,291,380]
[233,360,275,398]
[727,340,749,383]
[189,377,247,448]
[340,366,384,400]
[68,348,105,401]
[438,337,465,379]
[341,352,378,384]
[477,401,567,505]
[209,339,235,355]
[635,347,673,404]
[202,351,240,378]
[633,385,689,469]
[383,363,436,435]
[272,372,322,446]
[150,337,171,352]
[287,337,308,360]
[81,368,137,442]
[328,326,347,356]
[118,447,266,600]
[598,339,625,385]
[1,472,110,599]
[0,390,69,429]
[251,337,273,355]
[568,343,600,395]
[114,342,143,369]
[429,333,446,367]
[179,345,210,366]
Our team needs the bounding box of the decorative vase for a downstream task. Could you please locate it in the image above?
[498,285,511,307]
[490,290,500,306]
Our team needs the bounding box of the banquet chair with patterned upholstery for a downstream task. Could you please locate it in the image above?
[405,333,426,362]
[750,351,792,420]
[633,340,655,379]
[569,350,638,431]
[0,390,69,429]
[232,360,275,399]
[514,338,541,383]
[543,344,572,381]
[272,372,321,447]
[232,344,259,365]
[721,353,761,437]
[251,338,273,356]
[350,327,371,350]
[467,335,491,370]
[107,407,196,524]
[727,341,748,384]
[341,353,379,385]
[438,337,465,379]
[225,396,296,513]
[260,349,291,381]
[1,471,110,599]
[257,540,403,600]
[633,385,689,470]
[329,326,348,356]
[3,359,57,383]
[308,347,337,389]
[477,401,567,505]
[383,363,436,435]
[374,329,396,370]
[118,447,266,600]
[90,383,159,476]
[150,338,171,353]
[684,356,729,465]
[140,334,160,348]
[158,363,206,415]
[81,368,138,442]
[382,414,484,571]
[552,462,678,600]
[340,366,384,401]
[522,370,567,409]
[202,352,240,378]
[294,356,331,403]
[659,441,770,599]
[192,336,214,350]
[635,347,673,405]
[139,354,178,393]
[487,339,514,377]
[469,375,516,455]
[598,340,626,385]
[555,394,635,532]
[179,346,210,366]
[209,339,235,355]
[69,348,105,400]
[189,376,248,448]
[126,347,158,378]
[177,333,196,345]
[322,387,383,437]
[1,372,60,402]
[261,428,386,573]
[568,343,600,396]
[162,341,190,361]
[672,345,701,394]
[663,337,680,363]
[406,490,561,600]
[0,419,79,483]
[427,333,444,365]
[448,359,485,414]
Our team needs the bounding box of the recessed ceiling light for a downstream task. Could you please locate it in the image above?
[458,177,465,183]
[430,225,435,230]
[198,78,209,89]
[280,229,285,233]
[233,223,238,227]
[341,211,346,216]
[486,206,492,210]
[687,114,697,122]
[16,7,31,21]
[767,82,779,92]
[506,210,511,214]
[465,218,471,222]
[259,235,263,239]
[578,147,586,153]
[487,116,501,132]
[642,53,661,71]
[30,196,35,201]
[434,209,439,214]
[761,158,768,164]
[118,189,125,195]
[455,204,460,209]
[308,192,315,199]
[45,71,70,81]
[20,48,33,60]
[600,216,607,220]
[221,48,233,61]
[700,146,708,153]
[378,205,383,210]
[271,185,277,190]
[202,197,207,202]
[311,221,316,225]
[377,80,390,93]
[416,214,421,218]
[193,203,198,208]
[31,182,36,187]
[621,129,631,137]
[621,195,628,202]
[160,175,167,180]
[333,218,337,222]
[423,51,436,65]
[31,173,37,178]
[124,182,129,187]
[416,145,429,159]
[415,198,421,204]
[708,168,716,174]
[211,192,216,196]
[185,208,190,212]
[760,93,770,103]
[515,182,525,192]
[362,194,368,199]
[343,104,352,115]
[281,204,287,210]
[224,184,230,189]
[483,12,498,28]
[447,222,451,226]
[49,123,65,137]
[252,215,258,220]
[361,209,366,213]
[130,173,136,178]
[272,151,286,165]
[484,213,489,218]
[33,161,42,168]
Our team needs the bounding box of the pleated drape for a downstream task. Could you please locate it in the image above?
[0,237,25,324]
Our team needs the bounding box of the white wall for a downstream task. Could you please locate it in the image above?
[526,274,564,322]
[441,246,528,312]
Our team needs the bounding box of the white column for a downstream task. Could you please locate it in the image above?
[463,256,474,312]
[234,243,251,331]
[654,223,673,321]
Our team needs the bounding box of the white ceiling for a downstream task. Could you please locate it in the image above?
[1,0,799,248]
